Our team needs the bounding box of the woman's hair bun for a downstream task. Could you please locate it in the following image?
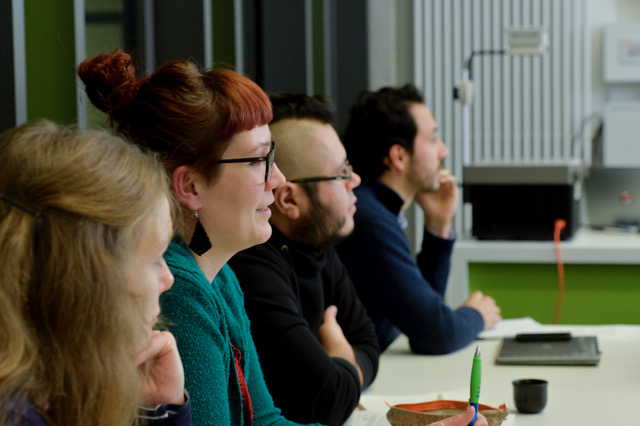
[77,50,139,118]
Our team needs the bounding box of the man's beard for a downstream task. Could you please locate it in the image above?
[290,184,348,248]
[408,160,441,193]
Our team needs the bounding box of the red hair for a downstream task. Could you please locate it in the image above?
[78,50,272,178]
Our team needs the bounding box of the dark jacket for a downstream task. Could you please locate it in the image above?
[336,178,483,354]
[229,227,380,426]
[5,395,192,425]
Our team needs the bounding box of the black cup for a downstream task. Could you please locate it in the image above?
[512,379,548,414]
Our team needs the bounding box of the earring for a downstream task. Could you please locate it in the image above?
[189,210,212,256]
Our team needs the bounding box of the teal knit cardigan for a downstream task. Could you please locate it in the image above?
[161,237,321,426]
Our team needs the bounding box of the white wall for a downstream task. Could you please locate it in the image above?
[590,0,640,110]
[367,0,414,89]
[368,0,640,125]
[589,0,640,166]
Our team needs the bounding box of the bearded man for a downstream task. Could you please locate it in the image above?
[336,84,502,355]
[229,93,379,426]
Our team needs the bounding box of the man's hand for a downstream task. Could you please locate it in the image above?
[427,406,488,426]
[464,291,502,330]
[135,330,186,407]
[318,305,364,385]
[414,169,458,238]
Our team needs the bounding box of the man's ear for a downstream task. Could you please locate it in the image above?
[387,143,409,172]
[272,182,303,220]
[171,165,201,211]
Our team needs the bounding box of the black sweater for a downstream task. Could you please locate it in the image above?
[229,227,380,426]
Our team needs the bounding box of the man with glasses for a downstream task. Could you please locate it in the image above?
[229,94,379,426]
[336,84,502,356]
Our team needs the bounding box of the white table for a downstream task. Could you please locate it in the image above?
[359,326,640,425]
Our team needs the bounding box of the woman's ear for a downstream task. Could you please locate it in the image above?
[387,143,409,172]
[172,165,200,211]
[272,182,302,220]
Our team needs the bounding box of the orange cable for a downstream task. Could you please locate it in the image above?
[553,219,567,324]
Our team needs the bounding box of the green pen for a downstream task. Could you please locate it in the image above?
[469,345,481,425]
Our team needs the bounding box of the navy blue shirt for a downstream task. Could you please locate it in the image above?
[336,179,483,354]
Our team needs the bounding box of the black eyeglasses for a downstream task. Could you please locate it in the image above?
[213,141,276,183]
[289,161,353,183]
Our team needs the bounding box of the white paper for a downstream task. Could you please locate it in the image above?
[478,317,640,341]
[343,411,391,426]
[478,317,544,339]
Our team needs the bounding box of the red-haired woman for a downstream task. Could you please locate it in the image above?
[77,51,319,426]
[77,50,488,426]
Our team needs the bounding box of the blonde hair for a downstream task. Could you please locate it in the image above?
[0,120,174,425]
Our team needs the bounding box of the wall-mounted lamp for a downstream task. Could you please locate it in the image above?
[454,26,549,165]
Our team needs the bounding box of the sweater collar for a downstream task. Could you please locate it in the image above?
[362,178,405,216]
[269,226,326,269]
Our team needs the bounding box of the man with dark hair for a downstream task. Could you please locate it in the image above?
[229,94,379,426]
[336,84,502,355]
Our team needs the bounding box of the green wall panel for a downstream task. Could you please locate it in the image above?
[312,0,325,95]
[25,0,77,125]
[212,0,235,67]
[469,263,640,325]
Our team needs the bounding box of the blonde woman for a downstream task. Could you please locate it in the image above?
[0,121,190,425]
